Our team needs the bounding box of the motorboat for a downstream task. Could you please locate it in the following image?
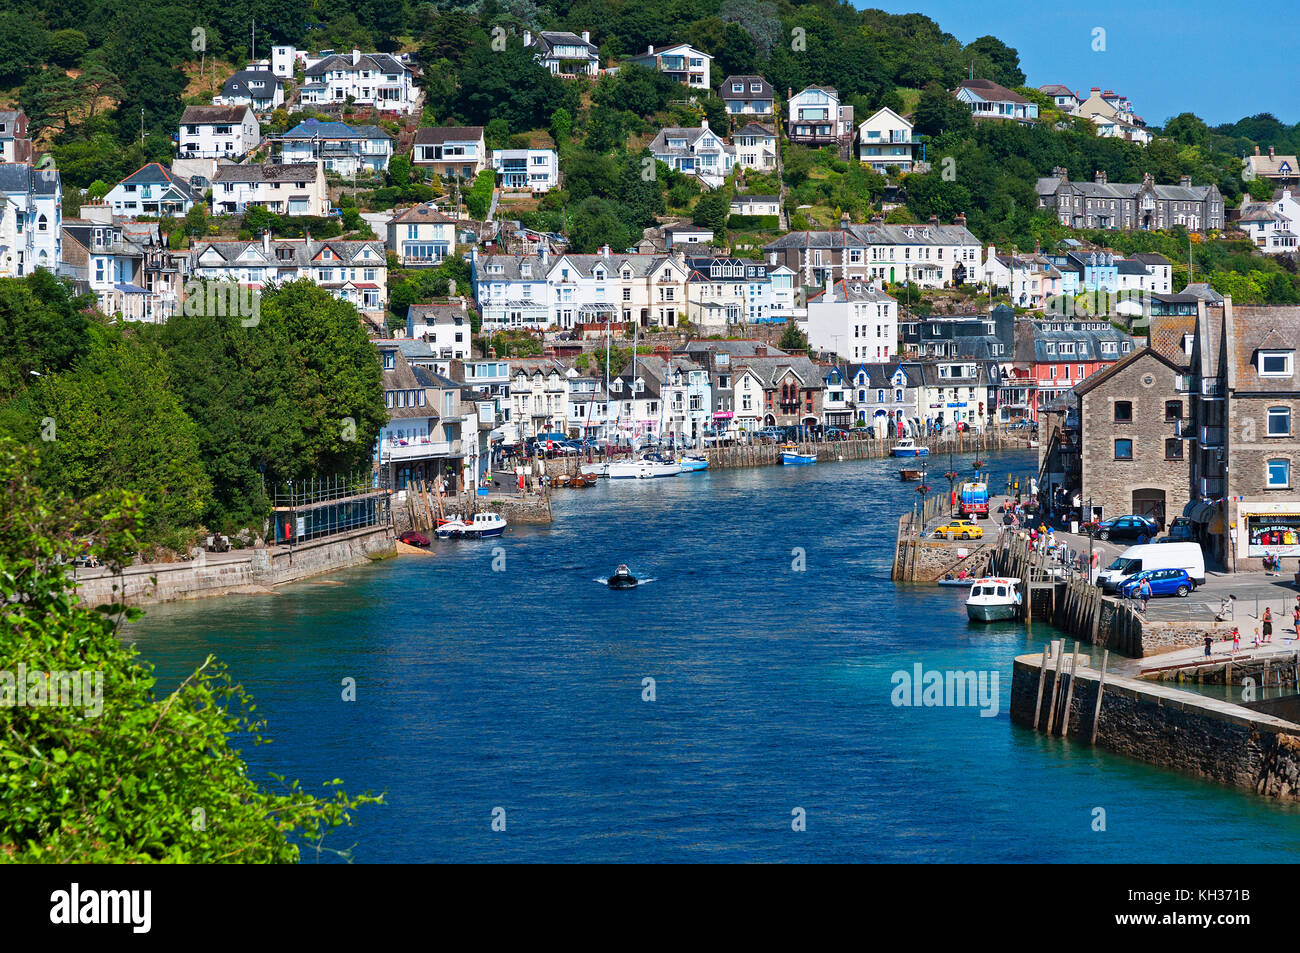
[965,577,1022,622]
[434,512,508,539]
[607,564,638,589]
[781,447,817,465]
[899,468,924,481]
[678,453,709,473]
[580,461,608,479]
[891,438,929,457]
[608,453,681,479]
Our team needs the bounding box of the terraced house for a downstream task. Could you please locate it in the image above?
[211,161,329,217]
[0,162,62,276]
[730,355,825,433]
[1035,168,1224,232]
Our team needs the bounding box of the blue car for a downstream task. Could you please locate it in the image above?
[1117,568,1195,599]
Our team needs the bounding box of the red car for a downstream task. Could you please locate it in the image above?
[398,530,430,547]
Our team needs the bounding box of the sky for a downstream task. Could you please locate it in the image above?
[858,1,1298,128]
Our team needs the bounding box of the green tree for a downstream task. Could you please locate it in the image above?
[913,82,973,138]
[778,320,808,352]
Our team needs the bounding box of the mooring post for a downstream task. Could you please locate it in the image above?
[1059,642,1080,737]
[1090,649,1109,745]
[1033,645,1049,730]
[1045,639,1065,735]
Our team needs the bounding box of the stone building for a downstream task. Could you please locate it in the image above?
[1035,168,1224,233]
[1073,347,1191,527]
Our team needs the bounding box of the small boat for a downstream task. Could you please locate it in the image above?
[965,577,1022,622]
[580,461,608,479]
[899,468,924,481]
[608,453,681,479]
[435,512,508,539]
[678,454,709,473]
[781,450,817,465]
[937,574,972,587]
[891,438,929,457]
[553,472,571,487]
[569,474,590,488]
[607,564,638,589]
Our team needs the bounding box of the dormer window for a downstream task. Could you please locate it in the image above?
[1259,350,1293,378]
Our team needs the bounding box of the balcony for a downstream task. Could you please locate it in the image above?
[379,439,456,463]
[1200,476,1225,497]
[1200,425,1225,448]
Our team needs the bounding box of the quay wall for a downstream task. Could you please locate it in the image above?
[1010,652,1300,800]
[73,525,395,609]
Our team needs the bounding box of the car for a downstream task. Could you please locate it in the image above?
[1157,516,1196,543]
[398,530,430,547]
[1090,514,1160,542]
[825,428,849,441]
[933,519,984,540]
[1117,568,1195,599]
[754,427,784,443]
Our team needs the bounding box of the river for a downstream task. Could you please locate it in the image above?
[127,449,1300,861]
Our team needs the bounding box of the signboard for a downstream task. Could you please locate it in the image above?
[1246,514,1300,557]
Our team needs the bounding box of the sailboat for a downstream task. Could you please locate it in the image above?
[607,321,679,479]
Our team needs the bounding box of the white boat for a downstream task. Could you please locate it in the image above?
[435,512,508,539]
[965,577,1022,622]
[608,454,681,479]
[580,461,608,478]
[891,438,929,457]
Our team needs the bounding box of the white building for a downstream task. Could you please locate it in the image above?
[178,105,260,159]
[386,203,457,266]
[104,162,198,218]
[856,107,917,174]
[787,86,854,149]
[730,195,780,217]
[733,123,777,172]
[407,301,473,358]
[1238,201,1299,255]
[273,119,392,175]
[625,43,711,90]
[412,126,487,180]
[524,31,599,77]
[0,162,61,276]
[211,161,329,217]
[647,120,734,189]
[300,50,417,114]
[491,149,559,192]
[271,45,295,79]
[214,69,285,112]
[803,278,898,363]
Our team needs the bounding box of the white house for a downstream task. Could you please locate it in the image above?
[472,251,551,329]
[407,300,474,358]
[685,256,770,332]
[104,162,198,218]
[386,204,457,266]
[178,105,260,159]
[733,123,777,172]
[273,119,392,175]
[1038,84,1081,113]
[625,43,712,89]
[412,126,487,180]
[1237,201,1299,255]
[730,195,780,217]
[803,278,898,363]
[215,69,285,112]
[664,223,714,249]
[211,161,329,217]
[1075,87,1149,142]
[982,249,1063,309]
[953,79,1038,124]
[190,233,387,322]
[647,120,734,189]
[856,107,917,173]
[719,75,774,120]
[0,162,61,276]
[271,45,295,78]
[300,50,417,114]
[491,149,559,192]
[787,86,854,149]
[524,31,599,77]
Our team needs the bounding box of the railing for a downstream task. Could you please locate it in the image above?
[1200,476,1225,496]
[1201,425,1225,448]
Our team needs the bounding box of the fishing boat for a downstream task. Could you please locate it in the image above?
[607,564,638,589]
[678,453,709,472]
[781,447,817,465]
[965,577,1022,622]
[434,512,508,540]
[891,438,929,457]
[899,468,924,481]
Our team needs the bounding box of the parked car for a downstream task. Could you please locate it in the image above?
[1089,514,1160,542]
[398,530,430,547]
[825,428,849,441]
[1157,516,1196,543]
[702,428,734,446]
[1116,568,1195,599]
[932,519,984,540]
[754,427,784,443]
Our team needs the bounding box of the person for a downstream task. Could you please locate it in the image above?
[1292,602,1299,637]
[1263,607,1273,643]
[1204,633,1214,659]
[1232,627,1241,654]
[1138,576,1152,613]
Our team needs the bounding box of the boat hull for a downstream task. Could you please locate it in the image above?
[607,574,638,589]
[679,457,709,472]
[781,453,817,465]
[891,447,929,457]
[966,602,1019,622]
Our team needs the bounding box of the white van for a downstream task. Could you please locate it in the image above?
[1096,542,1206,592]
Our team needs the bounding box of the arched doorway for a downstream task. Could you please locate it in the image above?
[1132,488,1166,528]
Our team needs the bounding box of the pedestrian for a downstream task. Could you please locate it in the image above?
[1292,602,1299,636]
[1138,576,1152,613]
[1263,607,1273,643]
[1204,633,1213,658]
[1232,627,1241,654]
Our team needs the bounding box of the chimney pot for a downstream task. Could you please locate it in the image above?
[1269,146,1275,158]
[582,31,590,43]
[352,49,360,66]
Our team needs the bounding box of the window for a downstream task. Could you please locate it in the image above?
[1268,459,1291,488]
[1260,351,1292,377]
[1115,439,1133,460]
[1165,438,1183,460]
[1114,401,1133,422]
[1165,400,1182,421]
[1269,406,1292,436]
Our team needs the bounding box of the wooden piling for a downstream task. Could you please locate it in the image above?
[1045,639,1065,735]
[1033,645,1049,730]
[1059,642,1080,737]
[1090,649,1109,744]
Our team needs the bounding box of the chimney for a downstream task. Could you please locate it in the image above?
[1255,145,1261,156]
[1090,87,1100,94]
[756,344,767,357]
[700,118,708,131]
[262,229,271,255]
[1142,172,1154,187]
[352,49,360,66]
[954,212,967,226]
[824,273,834,298]
[1094,170,1106,185]
[582,31,590,43]
[541,246,549,265]
[601,243,610,258]
[1269,146,1275,158]
[1052,166,1067,180]
[927,214,939,226]
[840,212,850,231]
[1180,174,1192,188]
[524,30,532,46]
[648,45,654,55]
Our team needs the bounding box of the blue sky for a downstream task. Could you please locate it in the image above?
[859,1,1297,127]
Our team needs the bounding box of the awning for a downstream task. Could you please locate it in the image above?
[1183,500,1218,523]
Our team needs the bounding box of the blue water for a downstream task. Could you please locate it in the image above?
[126,449,1300,861]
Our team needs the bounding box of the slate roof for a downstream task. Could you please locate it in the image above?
[212,163,320,184]
[764,222,980,250]
[648,126,734,157]
[0,163,60,196]
[719,75,773,99]
[181,105,252,125]
[221,70,283,100]
[807,278,895,304]
[413,126,484,146]
[391,203,455,225]
[306,52,409,76]
[192,237,383,266]
[532,31,598,56]
[1228,308,1300,394]
[955,78,1028,104]
[281,119,391,141]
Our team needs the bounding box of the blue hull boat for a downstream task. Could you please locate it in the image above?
[679,455,709,472]
[781,451,817,465]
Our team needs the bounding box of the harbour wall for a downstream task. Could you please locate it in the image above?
[73,525,396,609]
[1010,649,1300,800]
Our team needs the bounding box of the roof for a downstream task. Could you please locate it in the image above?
[764,222,979,251]
[306,52,409,77]
[1038,84,1077,98]
[1074,346,1185,396]
[531,31,598,56]
[733,122,776,138]
[648,125,732,157]
[116,162,194,195]
[391,203,455,225]
[0,162,60,196]
[807,278,895,305]
[221,70,283,99]
[413,126,484,146]
[212,163,320,184]
[719,75,773,99]
[281,118,391,141]
[181,104,252,125]
[955,78,1028,104]
[192,237,384,268]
